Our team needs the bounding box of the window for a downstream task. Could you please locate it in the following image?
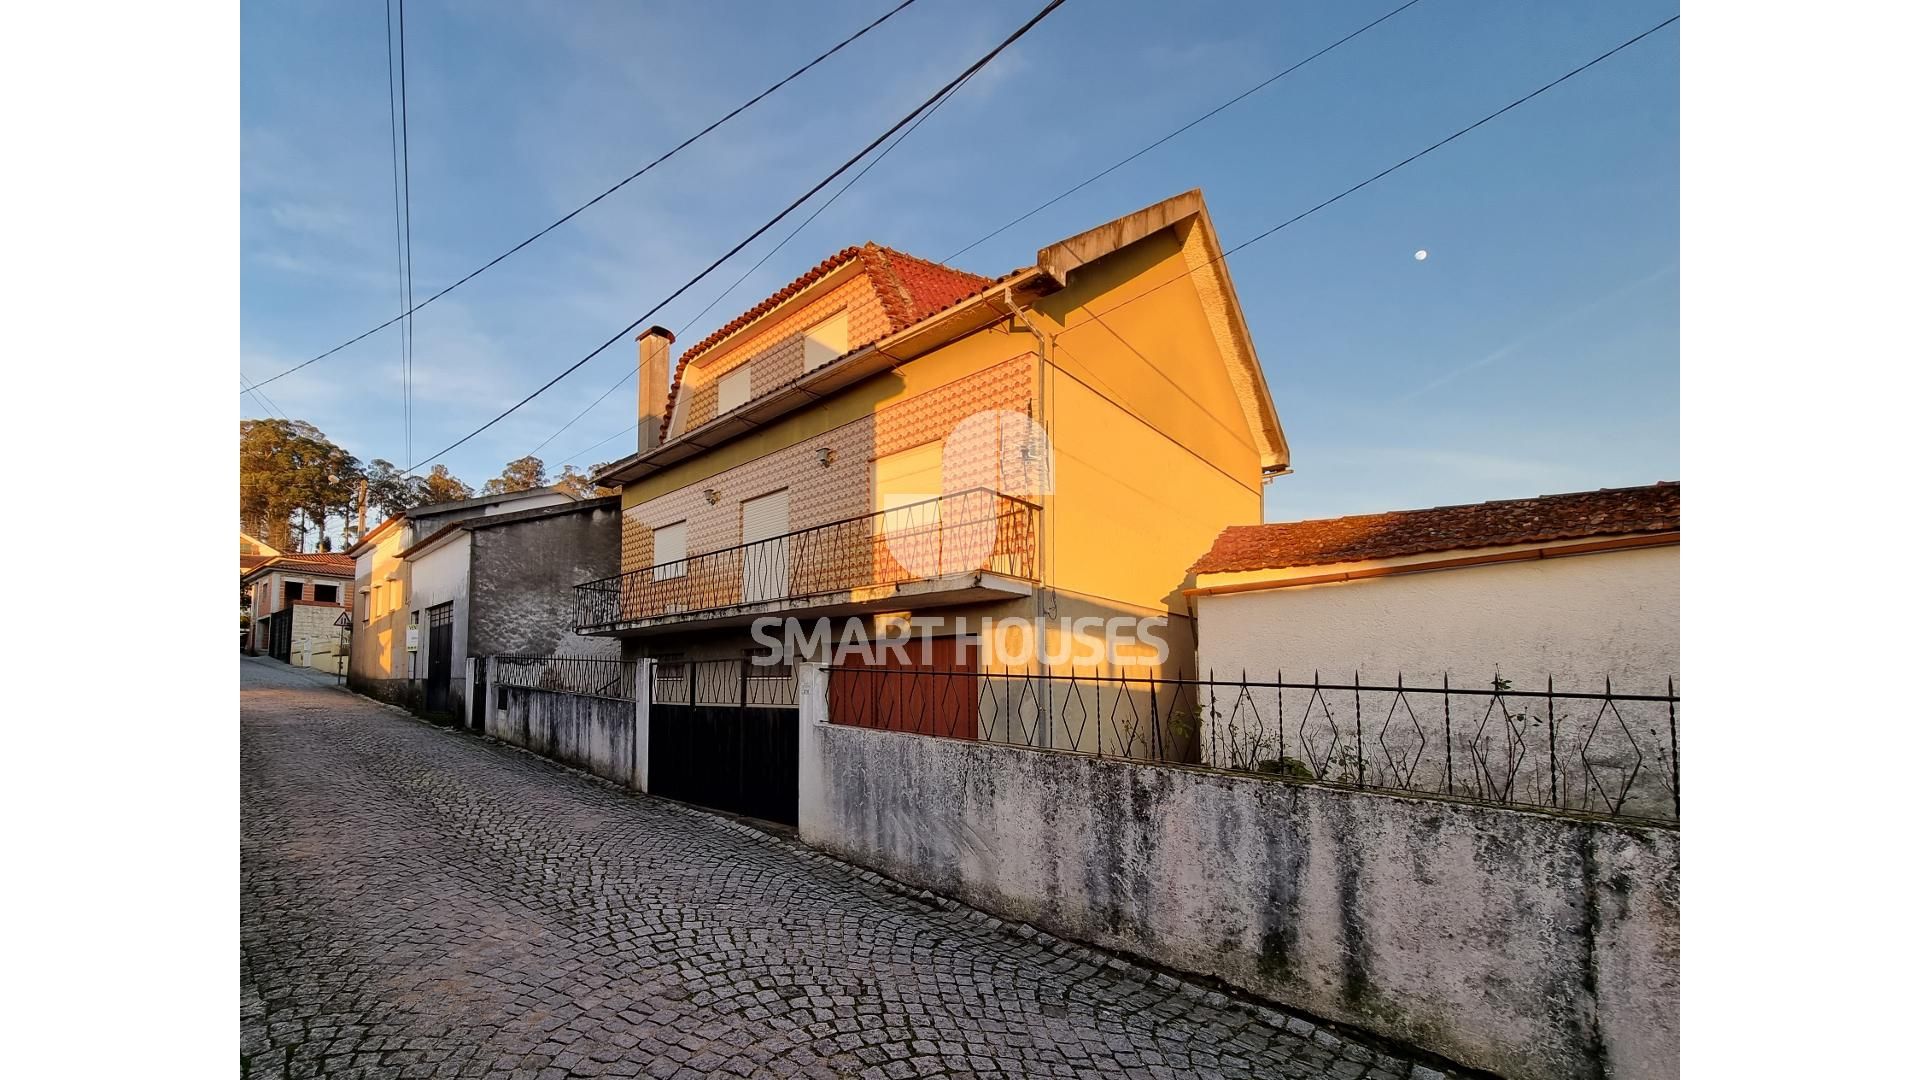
[716,365,751,415]
[802,310,850,373]
[652,521,688,579]
[875,441,944,519]
[875,442,946,576]
[360,588,371,623]
[313,583,338,604]
[283,580,305,603]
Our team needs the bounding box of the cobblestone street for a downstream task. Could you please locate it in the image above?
[241,657,1449,1080]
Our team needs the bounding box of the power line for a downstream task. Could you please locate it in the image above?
[241,373,288,420]
[1056,15,1681,335]
[526,67,980,461]
[543,0,1423,463]
[550,9,1676,479]
[398,0,417,476]
[555,423,641,471]
[246,0,931,393]
[944,0,1431,263]
[414,0,1072,468]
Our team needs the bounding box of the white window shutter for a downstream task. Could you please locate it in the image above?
[716,366,751,415]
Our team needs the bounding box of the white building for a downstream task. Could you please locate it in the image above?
[1186,482,1678,815]
[345,487,577,717]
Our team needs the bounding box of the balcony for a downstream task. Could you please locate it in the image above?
[574,488,1040,635]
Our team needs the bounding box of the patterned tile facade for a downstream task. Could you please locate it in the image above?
[670,274,893,437]
[622,355,1035,576]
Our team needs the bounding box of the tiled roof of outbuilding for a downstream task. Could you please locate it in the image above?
[1191,482,1680,574]
[244,552,359,583]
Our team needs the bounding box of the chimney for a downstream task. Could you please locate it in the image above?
[637,326,675,453]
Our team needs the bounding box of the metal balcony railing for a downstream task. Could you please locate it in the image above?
[574,487,1040,632]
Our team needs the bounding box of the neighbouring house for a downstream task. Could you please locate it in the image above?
[1186,482,1679,800]
[571,189,1288,819]
[396,496,624,722]
[243,552,357,670]
[241,532,279,633]
[345,486,590,718]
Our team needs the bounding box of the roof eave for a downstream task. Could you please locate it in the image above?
[599,269,1056,487]
[1037,189,1289,473]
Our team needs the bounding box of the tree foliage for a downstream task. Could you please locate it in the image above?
[362,459,419,521]
[240,420,362,552]
[553,463,618,499]
[482,455,548,495]
[418,463,476,506]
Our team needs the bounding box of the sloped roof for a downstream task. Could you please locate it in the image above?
[243,552,358,584]
[659,243,992,442]
[1192,482,1680,574]
[241,554,273,575]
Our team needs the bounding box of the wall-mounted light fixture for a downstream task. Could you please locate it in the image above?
[816,446,836,468]
[702,488,721,505]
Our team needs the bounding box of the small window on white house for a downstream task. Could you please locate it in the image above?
[652,521,688,579]
[802,310,850,373]
[314,583,338,603]
[283,580,305,603]
[716,366,752,415]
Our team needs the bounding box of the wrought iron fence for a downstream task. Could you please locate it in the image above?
[825,666,1679,825]
[574,488,1040,631]
[492,655,638,701]
[653,658,797,707]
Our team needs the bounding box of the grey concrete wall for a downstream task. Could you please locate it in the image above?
[798,670,1678,1080]
[469,503,621,661]
[486,683,639,788]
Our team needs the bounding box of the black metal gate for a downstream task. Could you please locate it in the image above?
[649,659,797,826]
[424,603,454,714]
[267,610,293,662]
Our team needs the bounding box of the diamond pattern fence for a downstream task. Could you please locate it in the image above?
[824,666,1678,825]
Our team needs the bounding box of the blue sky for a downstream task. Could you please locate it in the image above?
[241,0,1677,523]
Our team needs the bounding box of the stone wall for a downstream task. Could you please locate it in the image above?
[797,667,1678,1080]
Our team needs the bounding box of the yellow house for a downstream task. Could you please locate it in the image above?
[579,190,1287,698]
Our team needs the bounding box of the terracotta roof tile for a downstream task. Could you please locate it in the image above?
[658,243,992,442]
[1191,482,1680,574]
[245,552,358,581]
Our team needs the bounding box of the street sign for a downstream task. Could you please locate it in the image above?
[333,611,352,628]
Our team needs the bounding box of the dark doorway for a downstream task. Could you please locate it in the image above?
[424,602,454,714]
[267,610,293,662]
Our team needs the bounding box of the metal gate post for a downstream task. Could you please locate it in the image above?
[482,657,499,738]
[634,658,654,793]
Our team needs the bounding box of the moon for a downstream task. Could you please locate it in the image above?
[1414,249,1429,261]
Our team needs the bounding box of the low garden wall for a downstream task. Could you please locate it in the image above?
[796,669,1678,1080]
[485,683,640,789]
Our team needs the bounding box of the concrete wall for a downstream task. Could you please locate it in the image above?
[468,502,622,661]
[798,668,1678,1080]
[485,683,640,789]
[1195,544,1678,698]
[1191,545,1680,815]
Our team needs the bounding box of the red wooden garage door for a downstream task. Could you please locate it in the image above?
[828,634,979,740]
